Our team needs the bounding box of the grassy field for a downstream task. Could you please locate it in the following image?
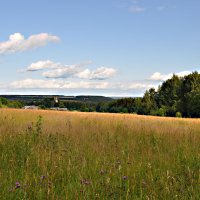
[0,109,200,199]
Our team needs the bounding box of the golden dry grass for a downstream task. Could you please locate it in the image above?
[0,108,200,199]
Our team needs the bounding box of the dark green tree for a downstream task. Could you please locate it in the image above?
[158,74,182,116]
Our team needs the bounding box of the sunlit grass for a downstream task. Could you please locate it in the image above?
[0,109,200,199]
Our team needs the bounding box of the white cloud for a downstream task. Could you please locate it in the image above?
[27,60,63,71]
[75,67,117,80]
[176,71,192,77]
[75,69,91,79]
[114,82,158,90]
[28,60,117,80]
[128,83,158,90]
[9,79,61,89]
[43,65,80,78]
[0,82,5,88]
[150,72,172,81]
[61,81,110,89]
[0,33,59,54]
[23,60,116,80]
[8,78,157,92]
[149,70,195,81]
[129,6,145,13]
[43,66,117,80]
[26,60,92,73]
[9,79,110,90]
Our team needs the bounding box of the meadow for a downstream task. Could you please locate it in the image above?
[0,109,200,199]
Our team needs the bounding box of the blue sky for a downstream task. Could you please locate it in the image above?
[0,0,200,96]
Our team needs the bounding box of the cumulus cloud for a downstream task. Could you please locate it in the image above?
[43,66,117,80]
[176,71,192,77]
[26,60,92,73]
[75,67,117,80]
[27,60,63,71]
[150,72,172,81]
[149,70,193,81]
[43,66,80,78]
[26,60,117,80]
[0,33,59,54]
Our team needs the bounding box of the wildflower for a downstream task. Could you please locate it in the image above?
[41,175,46,180]
[80,179,91,185]
[100,170,106,175]
[122,176,128,181]
[15,182,20,189]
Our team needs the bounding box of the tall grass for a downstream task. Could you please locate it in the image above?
[0,109,200,199]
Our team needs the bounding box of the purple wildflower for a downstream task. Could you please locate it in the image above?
[15,182,20,189]
[122,176,128,181]
[100,170,106,175]
[41,175,46,180]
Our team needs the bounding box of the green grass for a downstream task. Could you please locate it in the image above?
[0,109,200,199]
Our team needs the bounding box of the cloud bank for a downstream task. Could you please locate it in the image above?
[8,78,157,91]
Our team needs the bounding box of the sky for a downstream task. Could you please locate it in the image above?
[0,0,200,97]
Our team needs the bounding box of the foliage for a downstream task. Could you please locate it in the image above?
[0,97,23,108]
[176,112,182,118]
[96,72,200,118]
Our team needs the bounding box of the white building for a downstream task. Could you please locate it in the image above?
[23,106,39,110]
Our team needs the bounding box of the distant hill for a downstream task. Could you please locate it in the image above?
[0,95,113,103]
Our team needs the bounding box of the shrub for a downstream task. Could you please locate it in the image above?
[176,112,182,118]
[157,108,166,117]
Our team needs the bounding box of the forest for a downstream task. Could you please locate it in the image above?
[97,72,200,118]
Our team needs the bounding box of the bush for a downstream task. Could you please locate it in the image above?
[176,112,182,118]
[157,108,166,117]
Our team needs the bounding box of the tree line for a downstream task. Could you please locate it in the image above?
[1,71,200,118]
[0,97,23,108]
[37,71,200,117]
[96,71,200,118]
